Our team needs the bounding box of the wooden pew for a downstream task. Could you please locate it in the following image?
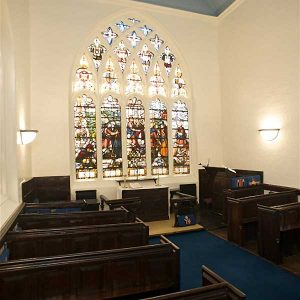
[143,265,246,299]
[223,186,264,223]
[0,235,180,300]
[4,221,148,260]
[258,202,300,263]
[227,190,298,245]
[22,199,100,214]
[15,207,135,230]
[100,194,142,216]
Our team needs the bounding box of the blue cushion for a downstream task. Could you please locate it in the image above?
[176,214,196,227]
[0,247,10,263]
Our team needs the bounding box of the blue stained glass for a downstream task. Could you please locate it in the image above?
[102,27,118,45]
[139,25,153,36]
[116,21,130,32]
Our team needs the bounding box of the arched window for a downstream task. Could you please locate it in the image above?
[72,16,191,180]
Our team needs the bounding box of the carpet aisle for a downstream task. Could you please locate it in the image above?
[150,230,300,300]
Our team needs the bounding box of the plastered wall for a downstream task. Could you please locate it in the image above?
[219,0,300,187]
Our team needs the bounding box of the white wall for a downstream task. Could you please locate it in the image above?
[219,0,300,187]
[29,0,223,196]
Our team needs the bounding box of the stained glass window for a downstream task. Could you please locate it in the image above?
[149,62,166,97]
[88,37,107,71]
[126,97,146,177]
[137,44,154,75]
[113,40,131,72]
[160,46,175,76]
[74,55,95,92]
[101,95,122,178]
[73,16,192,179]
[101,57,120,94]
[74,94,97,179]
[150,99,169,175]
[125,60,143,95]
[172,100,190,174]
[171,65,187,98]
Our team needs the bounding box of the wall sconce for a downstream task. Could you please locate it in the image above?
[17,130,38,145]
[258,128,280,141]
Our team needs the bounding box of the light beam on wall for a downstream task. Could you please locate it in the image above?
[17,130,39,145]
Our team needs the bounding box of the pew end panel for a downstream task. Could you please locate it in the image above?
[202,265,246,300]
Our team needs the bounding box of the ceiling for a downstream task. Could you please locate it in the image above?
[135,0,236,17]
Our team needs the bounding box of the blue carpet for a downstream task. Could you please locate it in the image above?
[150,230,300,300]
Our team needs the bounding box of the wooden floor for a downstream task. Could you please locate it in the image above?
[146,213,203,236]
[211,227,300,276]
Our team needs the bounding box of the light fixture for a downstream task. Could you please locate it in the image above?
[258,128,280,141]
[17,130,38,145]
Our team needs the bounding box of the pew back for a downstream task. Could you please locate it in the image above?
[15,207,135,230]
[5,221,149,260]
[227,190,298,245]
[0,236,180,300]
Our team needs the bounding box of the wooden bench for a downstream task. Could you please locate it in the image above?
[0,235,180,300]
[15,207,136,230]
[4,221,148,260]
[227,190,298,245]
[143,265,246,299]
[258,202,300,263]
[22,199,100,214]
[223,186,264,223]
[100,194,142,215]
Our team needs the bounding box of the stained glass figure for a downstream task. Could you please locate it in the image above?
[139,25,152,36]
[116,20,130,32]
[113,40,131,72]
[172,100,190,174]
[150,99,169,175]
[150,34,164,51]
[102,27,118,45]
[149,62,166,97]
[125,60,143,95]
[101,95,123,178]
[126,97,146,177]
[137,44,154,75]
[128,17,141,24]
[88,37,107,71]
[74,94,97,179]
[171,65,187,98]
[74,54,95,92]
[160,46,176,76]
[127,31,142,48]
[100,57,120,94]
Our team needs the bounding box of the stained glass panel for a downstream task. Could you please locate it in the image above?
[150,34,164,51]
[88,37,107,71]
[160,46,175,76]
[171,65,187,98]
[100,57,120,94]
[74,94,97,179]
[172,100,190,174]
[149,62,166,97]
[126,97,147,177]
[113,40,131,72]
[137,44,154,75]
[150,99,169,175]
[125,60,143,95]
[116,21,130,32]
[101,95,122,178]
[74,55,95,92]
[102,27,118,45]
[139,25,152,36]
[127,31,142,48]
